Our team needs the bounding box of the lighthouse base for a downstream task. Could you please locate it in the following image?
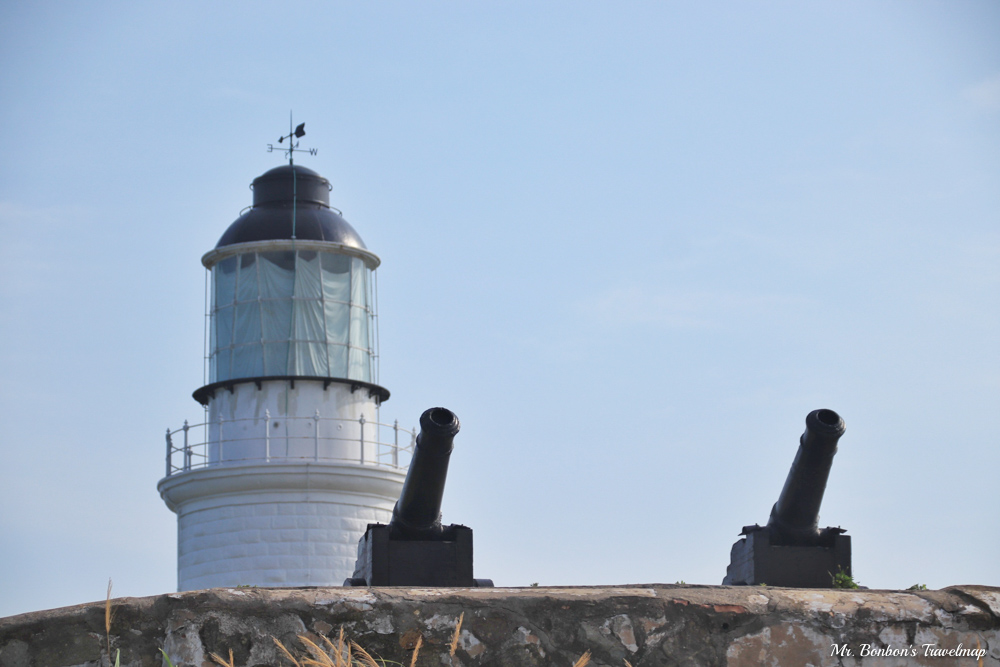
[157,462,405,591]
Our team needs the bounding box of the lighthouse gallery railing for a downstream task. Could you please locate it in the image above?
[163,414,415,477]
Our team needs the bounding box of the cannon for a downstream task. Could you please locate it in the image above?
[723,409,852,587]
[345,407,492,587]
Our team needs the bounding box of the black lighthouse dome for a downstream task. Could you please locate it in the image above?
[215,165,368,249]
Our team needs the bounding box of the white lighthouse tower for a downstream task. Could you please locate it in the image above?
[158,147,410,590]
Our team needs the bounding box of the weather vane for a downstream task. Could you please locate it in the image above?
[268,112,318,165]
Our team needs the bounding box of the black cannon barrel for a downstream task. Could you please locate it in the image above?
[390,407,460,536]
[767,409,846,541]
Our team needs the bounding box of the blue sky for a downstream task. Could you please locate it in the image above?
[1,1,998,617]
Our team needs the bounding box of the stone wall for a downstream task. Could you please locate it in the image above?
[2,585,998,667]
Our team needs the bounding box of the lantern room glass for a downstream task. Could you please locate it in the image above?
[209,250,376,384]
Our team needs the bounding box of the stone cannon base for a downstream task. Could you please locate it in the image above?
[2,585,999,666]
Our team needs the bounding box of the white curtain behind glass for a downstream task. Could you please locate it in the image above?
[209,250,374,384]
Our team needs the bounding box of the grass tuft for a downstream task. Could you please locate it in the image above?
[572,649,592,667]
[104,578,116,665]
[320,628,346,667]
[409,635,422,667]
[274,637,302,667]
[350,640,381,667]
[298,634,335,666]
[210,649,236,667]
[831,567,860,589]
[449,612,464,657]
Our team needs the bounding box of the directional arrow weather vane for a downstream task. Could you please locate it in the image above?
[268,112,318,165]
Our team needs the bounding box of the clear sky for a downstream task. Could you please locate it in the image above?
[1,2,997,618]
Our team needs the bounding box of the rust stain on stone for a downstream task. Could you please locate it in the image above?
[399,629,422,649]
[713,605,747,614]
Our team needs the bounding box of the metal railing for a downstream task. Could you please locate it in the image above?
[164,412,415,477]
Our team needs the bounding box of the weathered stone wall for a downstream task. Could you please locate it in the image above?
[2,585,998,667]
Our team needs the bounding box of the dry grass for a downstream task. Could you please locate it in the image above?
[320,628,346,667]
[155,603,626,667]
[258,626,624,667]
[408,635,422,667]
[104,578,119,667]
[273,637,302,667]
[265,629,407,667]
[298,633,335,666]
[350,641,381,667]
[449,612,464,657]
[210,649,236,667]
[258,622,622,667]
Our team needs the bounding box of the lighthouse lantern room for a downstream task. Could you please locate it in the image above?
[158,148,410,591]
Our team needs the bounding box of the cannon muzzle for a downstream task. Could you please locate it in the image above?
[390,407,459,537]
[767,408,846,542]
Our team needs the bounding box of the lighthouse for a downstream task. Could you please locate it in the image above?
[158,150,411,590]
